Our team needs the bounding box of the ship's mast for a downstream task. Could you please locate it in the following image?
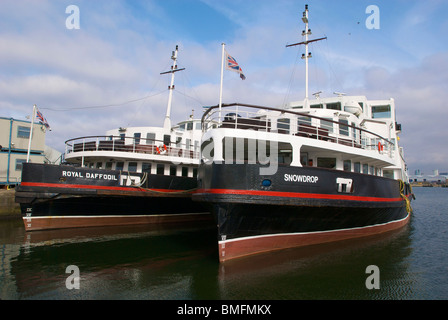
[286,4,326,106]
[161,45,185,129]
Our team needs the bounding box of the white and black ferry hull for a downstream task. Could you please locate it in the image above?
[16,163,210,231]
[193,163,414,262]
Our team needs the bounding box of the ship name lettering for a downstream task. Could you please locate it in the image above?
[284,174,318,183]
[62,170,117,181]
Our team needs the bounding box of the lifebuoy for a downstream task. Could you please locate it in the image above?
[157,144,167,154]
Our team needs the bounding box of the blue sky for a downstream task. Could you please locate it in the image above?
[1,0,447,174]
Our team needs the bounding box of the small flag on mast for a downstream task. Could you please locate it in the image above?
[225,51,246,80]
[36,108,51,130]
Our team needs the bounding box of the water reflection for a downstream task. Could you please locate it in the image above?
[1,215,418,300]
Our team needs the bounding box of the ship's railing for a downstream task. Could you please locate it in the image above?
[65,135,200,159]
[202,103,395,157]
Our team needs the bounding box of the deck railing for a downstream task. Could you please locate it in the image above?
[65,135,200,159]
[202,103,395,157]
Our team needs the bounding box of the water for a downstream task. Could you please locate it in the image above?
[1,187,447,300]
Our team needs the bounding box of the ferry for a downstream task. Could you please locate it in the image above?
[15,46,211,231]
[193,5,415,262]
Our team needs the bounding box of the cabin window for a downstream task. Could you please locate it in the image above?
[326,102,341,110]
[156,164,165,175]
[321,118,334,133]
[343,160,351,172]
[317,157,336,169]
[339,119,349,136]
[363,164,368,174]
[195,122,202,130]
[176,136,182,147]
[105,162,113,170]
[170,165,177,176]
[310,104,323,109]
[182,167,188,177]
[277,118,290,134]
[298,116,311,126]
[369,166,374,175]
[300,152,309,166]
[128,162,138,172]
[146,133,155,144]
[120,133,125,141]
[163,135,171,146]
[96,162,103,169]
[142,162,151,173]
[17,126,30,138]
[354,162,361,173]
[383,170,394,179]
[193,168,198,178]
[116,162,124,171]
[134,133,141,145]
[187,122,193,130]
[372,105,391,118]
[186,138,191,150]
[179,123,185,131]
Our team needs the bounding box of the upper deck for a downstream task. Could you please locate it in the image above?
[200,96,407,180]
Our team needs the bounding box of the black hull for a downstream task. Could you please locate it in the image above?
[16,163,210,231]
[193,163,414,262]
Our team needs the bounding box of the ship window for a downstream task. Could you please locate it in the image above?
[321,118,333,133]
[17,126,30,138]
[310,104,323,109]
[383,170,394,179]
[163,135,171,146]
[182,167,188,177]
[128,162,138,172]
[339,119,349,136]
[116,162,124,171]
[363,164,368,174]
[298,116,311,126]
[170,165,177,176]
[317,157,336,169]
[134,133,141,145]
[193,168,198,178]
[277,118,290,134]
[300,152,308,166]
[146,133,155,144]
[196,122,202,130]
[326,102,341,110]
[179,123,186,131]
[343,160,351,171]
[106,162,113,170]
[187,122,193,130]
[96,162,103,169]
[372,105,391,118]
[176,136,182,147]
[369,166,374,175]
[142,162,151,173]
[156,164,165,175]
[120,133,125,141]
[354,162,361,173]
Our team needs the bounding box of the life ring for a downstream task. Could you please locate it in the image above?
[156,144,167,154]
[378,142,383,152]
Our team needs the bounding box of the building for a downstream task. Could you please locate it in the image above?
[0,117,47,186]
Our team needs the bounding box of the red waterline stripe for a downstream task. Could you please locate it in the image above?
[20,182,184,193]
[195,188,404,203]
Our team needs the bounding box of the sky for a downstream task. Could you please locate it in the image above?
[1,0,447,175]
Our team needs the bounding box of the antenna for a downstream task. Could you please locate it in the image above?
[286,5,327,105]
[161,45,186,129]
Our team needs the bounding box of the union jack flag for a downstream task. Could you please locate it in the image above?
[36,108,51,130]
[225,51,246,80]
